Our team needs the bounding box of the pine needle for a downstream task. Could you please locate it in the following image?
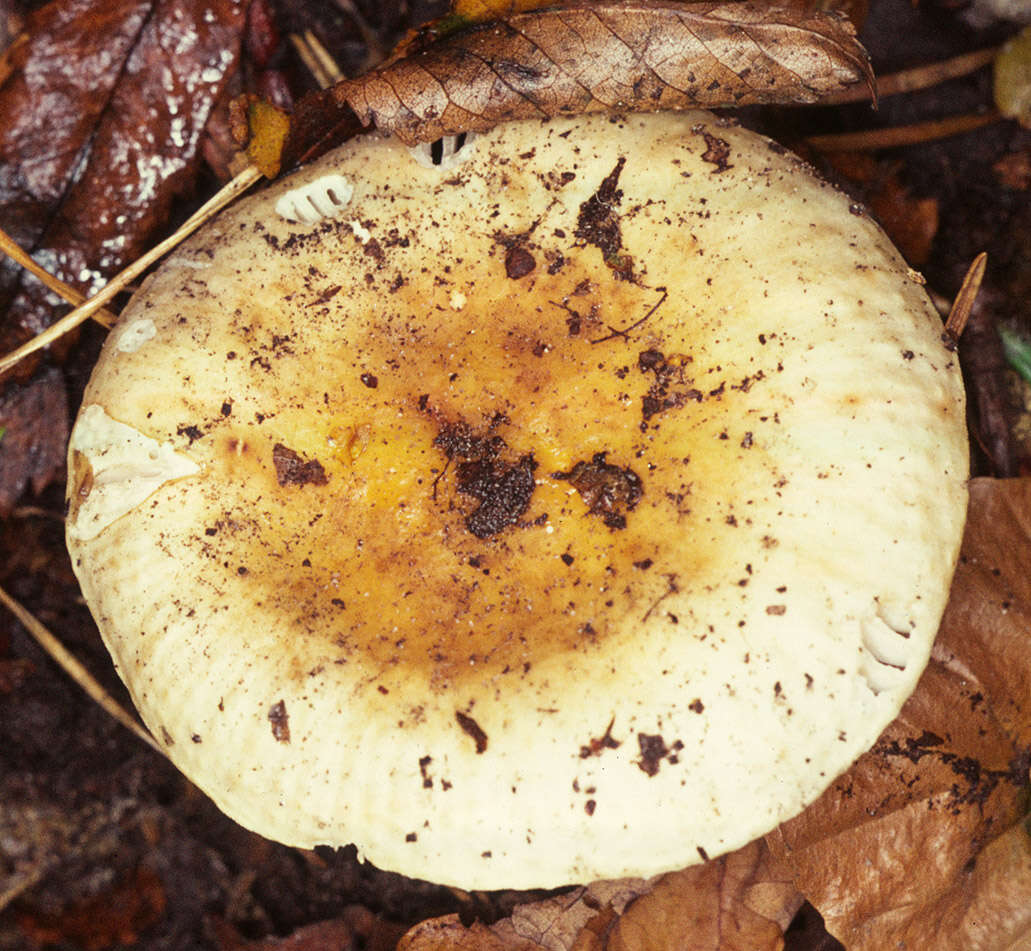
[0,226,117,328]
[290,29,344,88]
[0,164,263,376]
[822,46,999,104]
[0,583,163,755]
[807,111,1000,152]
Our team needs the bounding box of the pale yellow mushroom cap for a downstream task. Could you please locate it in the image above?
[66,111,968,890]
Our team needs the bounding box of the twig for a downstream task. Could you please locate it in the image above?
[0,583,163,754]
[807,111,1000,152]
[945,251,987,341]
[0,226,117,328]
[821,46,999,104]
[0,164,263,376]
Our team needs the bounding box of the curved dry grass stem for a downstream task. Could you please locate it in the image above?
[0,164,263,376]
[0,582,164,755]
[0,227,118,328]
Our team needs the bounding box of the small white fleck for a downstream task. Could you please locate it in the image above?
[115,318,157,353]
[450,291,467,311]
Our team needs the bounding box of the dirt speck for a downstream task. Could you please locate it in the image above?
[272,443,328,487]
[554,453,642,529]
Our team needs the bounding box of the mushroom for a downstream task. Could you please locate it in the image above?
[65,111,968,890]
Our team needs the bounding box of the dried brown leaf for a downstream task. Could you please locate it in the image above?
[586,843,803,951]
[400,914,541,951]
[329,0,874,145]
[768,477,1031,950]
[399,842,802,951]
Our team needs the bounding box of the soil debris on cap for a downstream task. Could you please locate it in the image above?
[554,453,643,529]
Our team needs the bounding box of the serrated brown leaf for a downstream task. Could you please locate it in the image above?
[0,0,247,378]
[329,0,874,145]
[398,844,802,951]
[767,477,1031,951]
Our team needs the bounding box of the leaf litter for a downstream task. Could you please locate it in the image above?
[2,0,1031,948]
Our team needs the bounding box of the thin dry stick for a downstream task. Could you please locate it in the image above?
[0,164,263,376]
[0,583,163,754]
[807,110,999,152]
[822,46,998,104]
[0,226,117,328]
[945,251,988,341]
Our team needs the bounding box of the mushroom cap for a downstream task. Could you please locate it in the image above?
[66,111,968,890]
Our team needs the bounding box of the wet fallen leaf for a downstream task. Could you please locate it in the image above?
[768,476,1031,950]
[299,0,873,148]
[15,864,166,950]
[0,365,67,516]
[0,0,151,357]
[0,0,248,374]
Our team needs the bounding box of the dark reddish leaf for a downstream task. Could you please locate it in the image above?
[246,0,282,69]
[0,0,248,378]
[15,864,166,950]
[210,905,407,951]
[328,0,874,145]
[0,0,152,333]
[0,364,67,515]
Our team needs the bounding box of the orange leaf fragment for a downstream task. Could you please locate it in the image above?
[244,99,292,179]
[451,0,558,24]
